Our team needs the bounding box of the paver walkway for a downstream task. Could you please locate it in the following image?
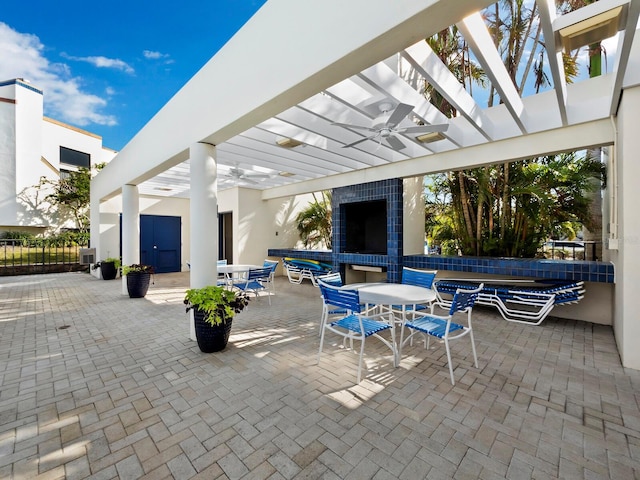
[0,272,639,479]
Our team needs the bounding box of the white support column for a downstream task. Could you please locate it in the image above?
[189,142,219,340]
[613,85,640,370]
[121,184,140,295]
[89,194,101,279]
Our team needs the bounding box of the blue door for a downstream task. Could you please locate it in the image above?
[140,215,181,273]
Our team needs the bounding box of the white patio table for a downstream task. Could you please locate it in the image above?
[341,282,437,365]
[217,264,261,287]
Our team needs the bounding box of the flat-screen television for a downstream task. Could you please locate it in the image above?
[342,199,388,254]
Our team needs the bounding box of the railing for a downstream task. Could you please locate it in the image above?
[538,241,600,261]
[0,239,87,276]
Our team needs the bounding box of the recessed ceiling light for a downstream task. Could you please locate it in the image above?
[275,137,303,148]
[415,131,446,143]
[279,171,295,177]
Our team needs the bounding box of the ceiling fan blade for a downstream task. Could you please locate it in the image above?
[386,103,414,127]
[342,134,378,148]
[242,173,270,179]
[400,124,449,134]
[240,177,259,185]
[332,122,378,133]
[385,135,407,151]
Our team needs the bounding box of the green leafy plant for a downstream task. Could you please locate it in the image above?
[184,286,249,326]
[91,257,121,271]
[122,264,154,275]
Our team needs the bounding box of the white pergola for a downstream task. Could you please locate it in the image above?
[91,0,640,367]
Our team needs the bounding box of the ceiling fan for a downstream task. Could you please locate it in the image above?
[332,102,448,150]
[219,165,271,184]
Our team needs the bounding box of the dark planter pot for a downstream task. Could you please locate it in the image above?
[126,272,151,298]
[100,261,117,280]
[193,308,233,353]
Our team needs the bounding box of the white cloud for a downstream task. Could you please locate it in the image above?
[143,50,163,59]
[143,49,174,64]
[0,22,117,126]
[61,52,135,74]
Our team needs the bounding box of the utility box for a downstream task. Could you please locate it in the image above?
[79,248,96,265]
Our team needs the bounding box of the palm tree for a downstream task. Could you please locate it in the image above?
[295,191,332,249]
[559,0,604,259]
[426,153,604,257]
[423,0,599,258]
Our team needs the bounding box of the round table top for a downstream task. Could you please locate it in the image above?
[343,282,436,306]
[218,264,261,274]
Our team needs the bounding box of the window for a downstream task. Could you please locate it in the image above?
[60,146,90,168]
[60,169,72,180]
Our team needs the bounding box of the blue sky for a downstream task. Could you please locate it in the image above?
[0,0,267,151]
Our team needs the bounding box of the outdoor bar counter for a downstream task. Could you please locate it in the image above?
[268,249,615,284]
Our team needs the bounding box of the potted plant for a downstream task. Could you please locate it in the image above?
[122,264,155,298]
[184,286,250,353]
[92,257,121,280]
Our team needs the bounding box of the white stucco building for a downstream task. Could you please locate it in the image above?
[0,78,116,235]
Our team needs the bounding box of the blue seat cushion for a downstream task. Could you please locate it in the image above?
[331,314,391,337]
[234,280,265,291]
[405,316,464,338]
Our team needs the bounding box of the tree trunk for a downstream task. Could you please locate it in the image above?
[582,148,603,260]
[458,171,475,253]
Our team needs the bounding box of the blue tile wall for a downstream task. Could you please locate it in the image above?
[402,255,615,283]
[267,177,615,284]
[332,179,403,282]
[266,251,615,283]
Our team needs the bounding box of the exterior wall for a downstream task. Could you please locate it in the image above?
[218,186,317,269]
[403,177,425,255]
[138,196,190,270]
[0,79,116,233]
[0,84,18,227]
[98,194,191,270]
[0,80,45,229]
[612,84,640,369]
[15,83,45,217]
[42,118,114,169]
[97,186,317,276]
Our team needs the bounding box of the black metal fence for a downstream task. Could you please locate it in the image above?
[0,239,88,276]
[538,240,600,261]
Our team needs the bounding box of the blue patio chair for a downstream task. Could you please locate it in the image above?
[402,267,437,289]
[316,272,345,334]
[317,280,395,383]
[263,259,279,292]
[399,283,483,385]
[232,266,274,305]
[391,267,438,316]
[217,259,230,287]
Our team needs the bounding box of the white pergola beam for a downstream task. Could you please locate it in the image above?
[458,12,528,133]
[93,0,494,202]
[355,62,464,148]
[262,116,614,200]
[610,0,639,115]
[537,0,568,126]
[402,41,494,142]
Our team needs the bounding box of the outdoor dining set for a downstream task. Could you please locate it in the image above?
[315,267,482,385]
[216,259,584,385]
[216,259,279,305]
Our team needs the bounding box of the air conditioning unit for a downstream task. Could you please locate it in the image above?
[79,248,96,265]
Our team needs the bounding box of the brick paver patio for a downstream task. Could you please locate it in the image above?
[0,272,639,479]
